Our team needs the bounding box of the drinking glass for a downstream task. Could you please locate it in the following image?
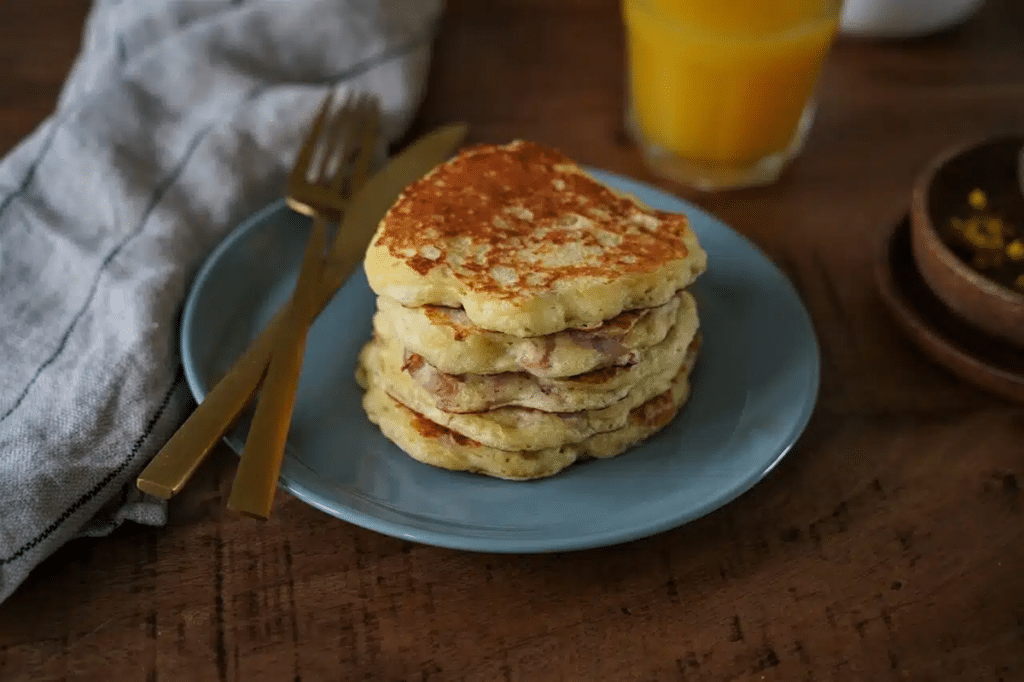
[622,0,843,190]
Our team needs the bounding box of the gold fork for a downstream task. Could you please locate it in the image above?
[227,93,380,519]
[136,90,379,500]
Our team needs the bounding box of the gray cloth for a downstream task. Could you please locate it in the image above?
[0,0,441,602]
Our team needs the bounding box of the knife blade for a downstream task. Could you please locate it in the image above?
[136,123,468,499]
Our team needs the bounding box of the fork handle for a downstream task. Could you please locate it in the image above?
[225,304,315,518]
[226,215,328,519]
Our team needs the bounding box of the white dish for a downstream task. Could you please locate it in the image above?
[840,0,984,38]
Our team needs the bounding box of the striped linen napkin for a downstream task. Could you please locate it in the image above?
[0,0,441,602]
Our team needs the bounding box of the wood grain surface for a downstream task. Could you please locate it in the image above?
[2,1,1023,680]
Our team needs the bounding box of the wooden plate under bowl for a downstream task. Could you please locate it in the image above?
[876,216,1024,403]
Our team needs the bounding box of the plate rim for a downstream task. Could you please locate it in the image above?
[180,168,821,552]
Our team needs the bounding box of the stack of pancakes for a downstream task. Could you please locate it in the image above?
[356,141,707,480]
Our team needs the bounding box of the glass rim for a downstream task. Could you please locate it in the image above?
[623,0,844,39]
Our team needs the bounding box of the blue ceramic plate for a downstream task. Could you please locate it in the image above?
[181,169,820,552]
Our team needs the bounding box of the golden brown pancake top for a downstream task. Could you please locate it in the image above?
[372,140,697,300]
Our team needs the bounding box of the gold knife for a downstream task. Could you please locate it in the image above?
[136,123,468,499]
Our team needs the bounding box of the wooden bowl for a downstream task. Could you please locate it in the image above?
[909,134,1024,347]
[876,216,1024,403]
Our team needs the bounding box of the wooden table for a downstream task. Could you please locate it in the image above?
[3,1,1023,680]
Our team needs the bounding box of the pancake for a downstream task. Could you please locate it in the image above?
[401,304,700,413]
[360,358,693,480]
[372,289,689,378]
[356,332,698,451]
[363,140,707,336]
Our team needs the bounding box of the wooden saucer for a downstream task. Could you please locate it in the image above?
[875,216,1024,403]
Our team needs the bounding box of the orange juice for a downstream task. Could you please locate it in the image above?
[623,0,840,186]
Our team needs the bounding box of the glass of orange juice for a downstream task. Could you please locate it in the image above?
[622,0,842,190]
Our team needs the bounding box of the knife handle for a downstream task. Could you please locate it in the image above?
[136,308,283,499]
[136,245,357,501]
[136,238,355,500]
